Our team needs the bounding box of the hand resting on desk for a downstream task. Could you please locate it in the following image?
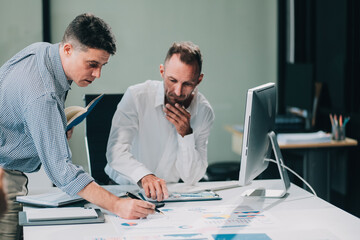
[140,174,169,202]
[78,181,155,219]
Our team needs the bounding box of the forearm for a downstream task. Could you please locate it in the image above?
[77,181,156,219]
[77,181,120,214]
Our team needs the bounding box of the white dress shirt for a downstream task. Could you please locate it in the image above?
[105,80,215,185]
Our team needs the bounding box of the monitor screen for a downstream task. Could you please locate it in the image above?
[238,83,290,197]
[239,83,275,186]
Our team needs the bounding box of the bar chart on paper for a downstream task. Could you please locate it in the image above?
[88,205,276,240]
[113,205,275,232]
[90,233,272,240]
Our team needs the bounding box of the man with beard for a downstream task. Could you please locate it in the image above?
[105,41,215,202]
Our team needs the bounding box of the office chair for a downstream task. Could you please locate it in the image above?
[205,161,240,181]
[84,94,123,185]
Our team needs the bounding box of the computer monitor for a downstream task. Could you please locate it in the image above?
[239,83,290,197]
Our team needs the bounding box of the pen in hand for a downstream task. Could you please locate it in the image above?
[126,192,165,215]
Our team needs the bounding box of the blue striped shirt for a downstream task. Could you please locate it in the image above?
[0,42,93,196]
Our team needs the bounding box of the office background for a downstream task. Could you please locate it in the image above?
[1,0,359,217]
[0,0,277,168]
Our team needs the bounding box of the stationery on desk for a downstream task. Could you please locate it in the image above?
[126,192,165,215]
[330,113,350,141]
[19,207,104,226]
[139,190,222,203]
[166,180,240,194]
[16,185,127,207]
[16,191,84,207]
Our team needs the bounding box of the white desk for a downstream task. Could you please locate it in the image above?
[24,180,360,240]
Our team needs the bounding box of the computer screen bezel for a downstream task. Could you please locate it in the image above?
[238,82,290,197]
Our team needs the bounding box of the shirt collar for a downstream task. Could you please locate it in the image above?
[48,43,71,93]
[154,81,198,116]
[155,82,165,108]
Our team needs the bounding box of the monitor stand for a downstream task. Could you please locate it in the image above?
[241,131,291,198]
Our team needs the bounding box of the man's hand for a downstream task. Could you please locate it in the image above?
[113,198,155,219]
[164,103,192,137]
[78,181,155,219]
[0,168,7,218]
[66,127,74,140]
[140,174,169,202]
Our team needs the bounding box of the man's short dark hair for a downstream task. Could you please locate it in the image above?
[62,13,116,55]
[164,41,203,75]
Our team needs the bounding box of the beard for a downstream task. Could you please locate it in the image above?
[165,93,187,106]
[165,92,194,108]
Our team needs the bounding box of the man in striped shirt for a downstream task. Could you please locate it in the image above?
[0,13,154,239]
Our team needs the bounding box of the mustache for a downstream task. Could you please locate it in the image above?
[167,93,186,99]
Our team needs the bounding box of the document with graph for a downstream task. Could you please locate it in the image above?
[109,204,276,236]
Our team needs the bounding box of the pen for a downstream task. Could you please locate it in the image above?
[334,114,338,126]
[339,115,343,127]
[126,192,164,215]
[343,117,350,126]
[329,114,334,127]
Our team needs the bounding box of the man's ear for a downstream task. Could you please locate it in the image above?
[197,73,204,86]
[159,64,165,79]
[62,43,73,56]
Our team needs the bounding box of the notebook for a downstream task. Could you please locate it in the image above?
[16,185,128,207]
[25,207,98,222]
[19,208,104,226]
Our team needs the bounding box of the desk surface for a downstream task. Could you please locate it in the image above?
[225,125,358,149]
[24,180,360,240]
[278,137,357,149]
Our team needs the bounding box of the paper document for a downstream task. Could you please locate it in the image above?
[89,233,272,240]
[110,205,276,236]
[277,131,331,144]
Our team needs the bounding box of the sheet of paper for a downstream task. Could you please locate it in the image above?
[109,205,275,236]
[277,131,331,144]
[89,233,272,240]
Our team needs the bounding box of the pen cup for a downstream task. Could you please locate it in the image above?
[332,125,346,141]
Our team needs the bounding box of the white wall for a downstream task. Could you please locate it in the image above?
[49,0,277,172]
[0,0,54,190]
[0,0,42,64]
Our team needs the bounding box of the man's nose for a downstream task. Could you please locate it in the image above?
[174,84,182,96]
[92,67,101,78]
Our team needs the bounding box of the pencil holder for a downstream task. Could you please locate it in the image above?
[332,125,346,141]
